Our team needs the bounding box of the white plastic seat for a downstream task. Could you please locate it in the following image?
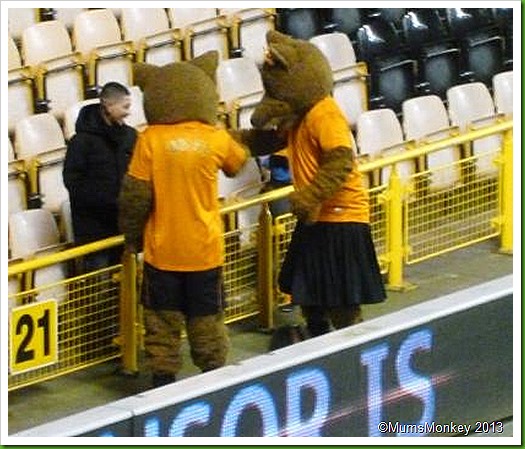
[403,95,461,190]
[217,57,263,129]
[447,82,501,177]
[8,160,28,216]
[120,8,182,65]
[54,8,86,30]
[59,199,74,244]
[357,109,414,185]
[63,98,100,140]
[168,9,229,60]
[8,8,39,41]
[125,86,148,131]
[73,9,134,88]
[492,71,513,116]
[310,32,368,127]
[167,8,217,29]
[22,20,85,120]
[9,209,61,259]
[222,8,276,65]
[219,158,264,241]
[15,113,68,213]
[33,247,68,303]
[8,35,34,136]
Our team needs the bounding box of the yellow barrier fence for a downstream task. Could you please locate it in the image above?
[8,119,512,389]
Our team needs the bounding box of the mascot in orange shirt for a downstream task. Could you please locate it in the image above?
[119,52,250,388]
[246,30,387,338]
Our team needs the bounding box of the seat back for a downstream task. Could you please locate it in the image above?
[217,57,263,103]
[125,86,148,130]
[54,8,86,30]
[277,8,323,40]
[310,32,356,71]
[167,8,217,29]
[73,9,122,52]
[227,9,275,65]
[8,35,22,69]
[8,8,39,41]
[22,20,73,65]
[15,113,66,160]
[402,9,449,56]
[465,35,504,86]
[9,209,61,259]
[120,8,181,65]
[403,95,460,189]
[356,17,401,64]
[492,70,513,116]
[357,108,413,184]
[447,82,501,176]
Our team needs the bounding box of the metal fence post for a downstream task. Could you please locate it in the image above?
[119,250,139,374]
[257,202,274,330]
[385,166,414,291]
[500,128,513,254]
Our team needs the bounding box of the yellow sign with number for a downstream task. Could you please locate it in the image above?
[10,299,58,374]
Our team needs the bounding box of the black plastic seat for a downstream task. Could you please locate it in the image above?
[356,17,417,113]
[327,9,365,43]
[493,8,513,69]
[276,8,324,40]
[402,9,462,99]
[445,8,505,87]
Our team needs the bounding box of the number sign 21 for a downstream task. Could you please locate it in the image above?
[10,299,58,374]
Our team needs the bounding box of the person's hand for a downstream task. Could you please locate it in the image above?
[290,191,321,224]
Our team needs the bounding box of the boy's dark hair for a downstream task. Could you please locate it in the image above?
[100,82,130,102]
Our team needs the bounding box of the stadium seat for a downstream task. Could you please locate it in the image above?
[53,8,86,31]
[14,113,69,213]
[401,9,463,100]
[217,57,263,129]
[402,95,461,190]
[8,8,39,42]
[8,159,28,217]
[327,8,365,44]
[167,8,229,60]
[21,20,85,120]
[310,32,369,127]
[445,8,505,86]
[73,9,134,91]
[447,82,502,177]
[9,209,62,259]
[125,86,148,131]
[356,17,417,113]
[492,8,513,69]
[276,8,324,40]
[8,35,35,136]
[120,8,182,65]
[59,199,75,244]
[492,71,513,116]
[356,108,415,185]
[63,98,100,140]
[167,8,217,29]
[9,209,66,302]
[222,8,276,63]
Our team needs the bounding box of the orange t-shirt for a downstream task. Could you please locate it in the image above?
[288,96,370,223]
[127,122,247,271]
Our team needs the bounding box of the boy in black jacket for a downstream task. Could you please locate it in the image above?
[63,82,137,271]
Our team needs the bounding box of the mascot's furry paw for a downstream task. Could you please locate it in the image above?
[290,190,321,223]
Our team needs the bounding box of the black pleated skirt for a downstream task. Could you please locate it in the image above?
[278,221,387,307]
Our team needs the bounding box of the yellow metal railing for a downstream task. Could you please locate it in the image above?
[7,119,512,389]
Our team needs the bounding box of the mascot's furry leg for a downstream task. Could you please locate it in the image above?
[186,313,229,372]
[329,306,364,329]
[143,308,185,387]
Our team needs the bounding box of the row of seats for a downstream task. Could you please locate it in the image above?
[356,79,512,190]
[277,8,513,112]
[8,70,512,224]
[7,8,275,134]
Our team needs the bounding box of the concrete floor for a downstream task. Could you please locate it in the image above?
[7,239,514,435]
